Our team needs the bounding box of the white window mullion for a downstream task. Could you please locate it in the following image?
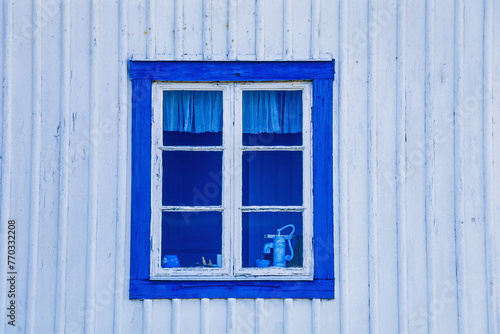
[223,83,234,277]
[233,83,244,274]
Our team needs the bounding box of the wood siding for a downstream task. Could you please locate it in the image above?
[1,0,499,333]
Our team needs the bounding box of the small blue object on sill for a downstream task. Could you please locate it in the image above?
[161,255,180,268]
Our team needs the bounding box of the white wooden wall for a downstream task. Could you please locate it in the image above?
[1,0,499,333]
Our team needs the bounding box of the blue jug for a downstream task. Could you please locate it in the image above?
[262,224,295,267]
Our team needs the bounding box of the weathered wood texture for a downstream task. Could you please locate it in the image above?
[0,0,499,333]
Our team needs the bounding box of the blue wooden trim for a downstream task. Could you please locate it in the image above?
[130,279,334,299]
[129,61,335,81]
[131,79,152,280]
[312,79,334,280]
[129,61,335,299]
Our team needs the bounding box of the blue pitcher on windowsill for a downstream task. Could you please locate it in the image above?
[261,224,295,267]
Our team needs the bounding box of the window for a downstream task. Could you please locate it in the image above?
[130,61,334,299]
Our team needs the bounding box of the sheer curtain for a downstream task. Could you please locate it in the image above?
[163,90,302,133]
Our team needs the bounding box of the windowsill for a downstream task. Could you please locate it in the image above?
[130,279,334,299]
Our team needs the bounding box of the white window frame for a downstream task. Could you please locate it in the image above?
[150,81,313,281]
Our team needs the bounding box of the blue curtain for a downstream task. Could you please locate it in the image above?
[163,90,302,134]
[242,91,302,134]
[163,91,223,133]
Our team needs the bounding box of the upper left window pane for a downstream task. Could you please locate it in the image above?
[162,90,223,146]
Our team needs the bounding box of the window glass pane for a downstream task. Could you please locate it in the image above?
[242,212,303,268]
[242,151,302,206]
[163,131,222,146]
[161,212,222,268]
[242,90,302,146]
[242,133,302,146]
[162,151,222,206]
[163,90,223,146]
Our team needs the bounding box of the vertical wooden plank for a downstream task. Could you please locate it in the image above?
[338,0,350,332]
[143,300,153,334]
[291,0,312,60]
[261,300,284,333]
[263,0,284,59]
[209,299,227,334]
[172,299,181,334]
[211,0,228,60]
[493,6,500,331]
[114,0,129,332]
[234,299,255,333]
[227,0,237,60]
[462,0,488,331]
[483,0,499,332]
[84,1,100,333]
[404,0,428,331]
[9,0,34,321]
[372,1,399,332]
[26,0,42,332]
[236,0,256,59]
[35,0,64,332]
[367,0,380,333]
[203,0,213,59]
[146,0,156,59]
[128,0,147,58]
[318,0,336,59]
[0,0,13,331]
[431,0,459,331]
[255,0,264,59]
[291,299,312,334]
[454,0,469,331]
[255,298,264,334]
[55,0,71,332]
[226,298,236,334]
[154,0,175,59]
[200,299,210,334]
[174,0,184,59]
[312,299,321,334]
[396,0,409,332]
[424,0,438,332]
[180,300,201,333]
[346,0,370,331]
[327,0,340,331]
[95,0,120,332]
[283,299,293,334]
[310,0,320,58]
[183,0,203,59]
[283,0,293,59]
[65,0,91,331]
[152,300,172,334]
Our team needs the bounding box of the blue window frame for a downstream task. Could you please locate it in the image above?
[129,61,334,299]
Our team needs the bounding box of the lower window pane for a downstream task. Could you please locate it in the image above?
[242,212,303,268]
[161,212,222,268]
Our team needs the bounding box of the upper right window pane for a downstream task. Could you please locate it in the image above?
[242,90,303,146]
